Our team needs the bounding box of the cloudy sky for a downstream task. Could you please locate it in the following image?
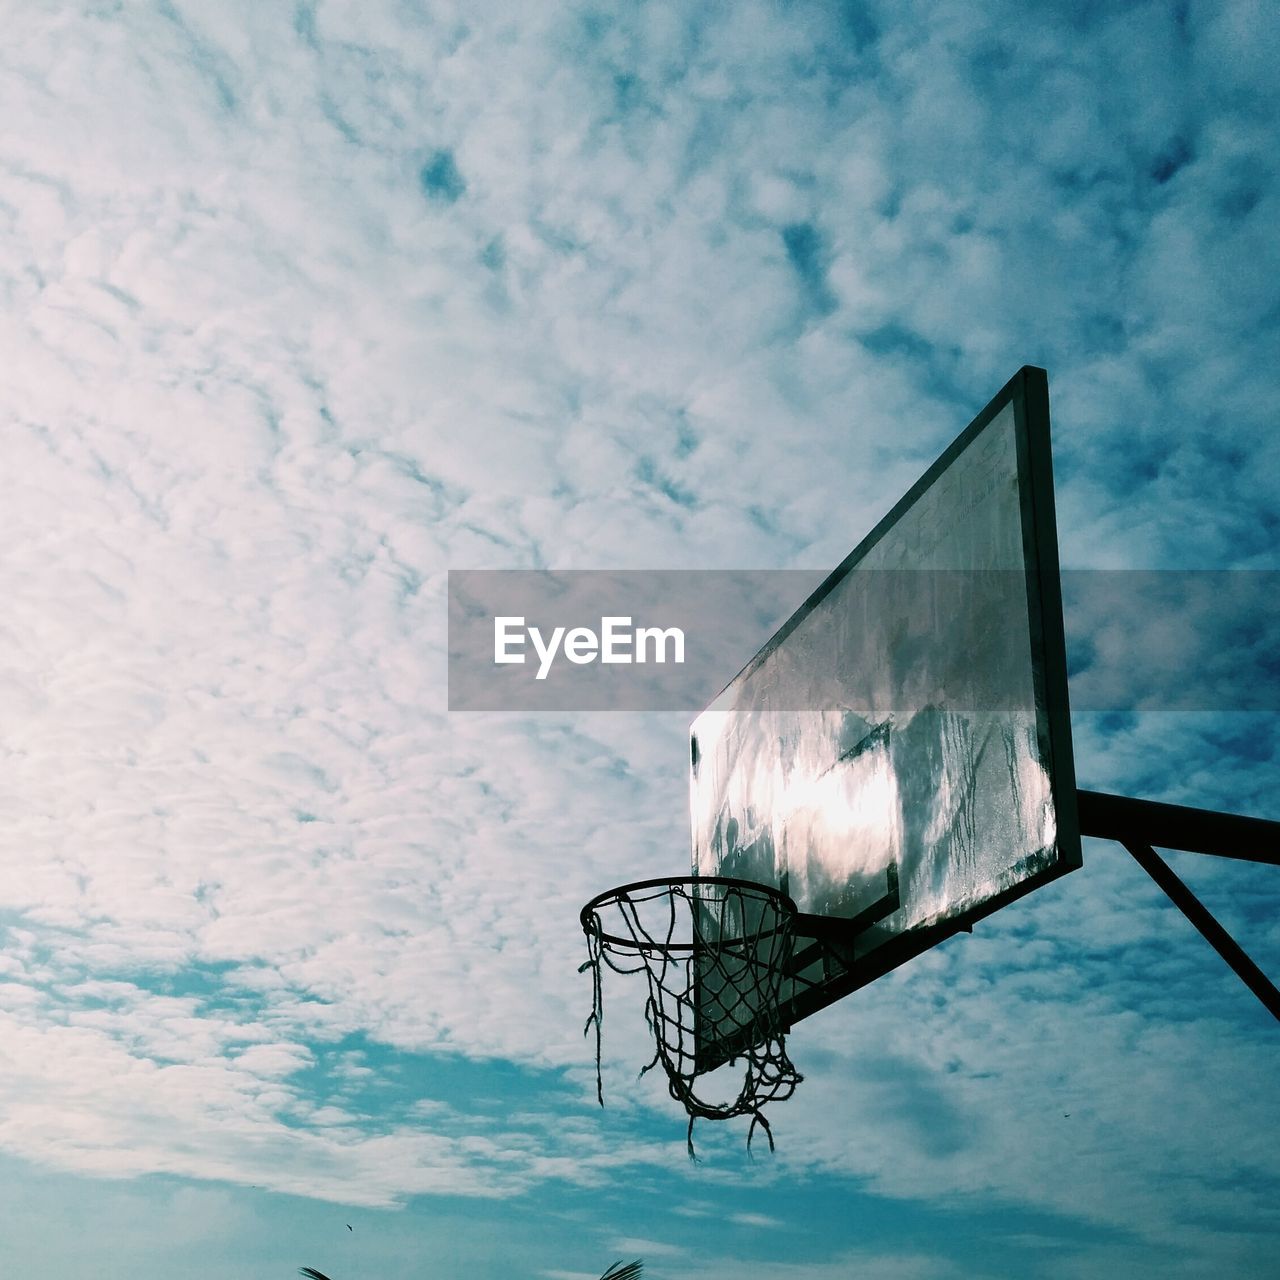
[2,2,1278,1277]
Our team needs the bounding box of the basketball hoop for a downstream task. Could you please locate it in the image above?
[580,875,803,1157]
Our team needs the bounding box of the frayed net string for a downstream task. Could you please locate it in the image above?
[580,879,802,1159]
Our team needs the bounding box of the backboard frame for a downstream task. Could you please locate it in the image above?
[691,366,1081,1067]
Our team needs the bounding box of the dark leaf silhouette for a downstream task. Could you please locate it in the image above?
[296,1258,640,1279]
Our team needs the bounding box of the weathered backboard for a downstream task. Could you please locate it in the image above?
[690,367,1080,1066]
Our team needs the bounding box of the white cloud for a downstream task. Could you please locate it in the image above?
[0,1,1276,1275]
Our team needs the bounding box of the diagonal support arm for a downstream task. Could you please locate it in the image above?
[1122,840,1280,1023]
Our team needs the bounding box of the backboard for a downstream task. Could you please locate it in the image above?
[690,367,1080,1067]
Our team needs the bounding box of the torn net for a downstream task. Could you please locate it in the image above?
[580,877,803,1158]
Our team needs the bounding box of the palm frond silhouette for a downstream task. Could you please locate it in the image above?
[297,1257,642,1279]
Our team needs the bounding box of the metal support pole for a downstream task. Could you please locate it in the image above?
[1079,790,1280,864]
[1123,841,1280,1022]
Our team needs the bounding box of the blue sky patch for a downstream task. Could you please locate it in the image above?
[420,148,466,203]
[2,2,1277,1277]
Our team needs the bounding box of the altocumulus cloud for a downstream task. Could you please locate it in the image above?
[0,1,1277,1277]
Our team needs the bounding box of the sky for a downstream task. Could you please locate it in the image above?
[1,1,1278,1277]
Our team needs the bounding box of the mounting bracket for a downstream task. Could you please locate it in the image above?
[1077,789,1280,1022]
